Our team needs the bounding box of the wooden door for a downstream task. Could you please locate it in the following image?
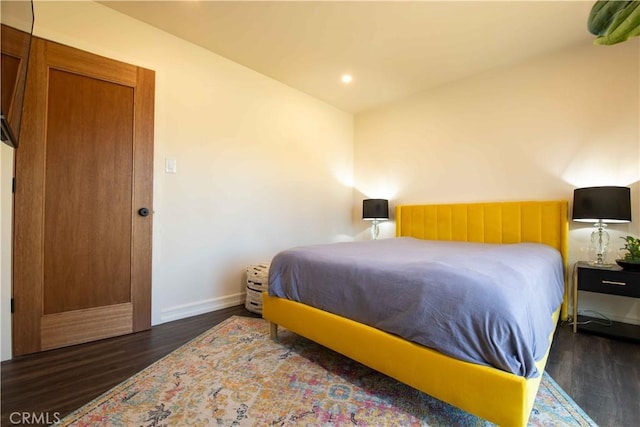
[12,37,154,356]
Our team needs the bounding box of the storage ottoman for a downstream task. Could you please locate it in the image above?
[245,262,270,314]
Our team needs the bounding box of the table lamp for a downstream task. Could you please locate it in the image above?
[572,186,632,266]
[362,199,389,240]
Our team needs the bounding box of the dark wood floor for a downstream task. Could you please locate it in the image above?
[2,306,638,426]
[546,320,639,427]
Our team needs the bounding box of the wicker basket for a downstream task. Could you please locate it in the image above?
[245,262,270,314]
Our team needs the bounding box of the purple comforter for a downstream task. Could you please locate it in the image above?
[268,237,564,378]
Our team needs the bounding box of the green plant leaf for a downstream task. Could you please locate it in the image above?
[589,0,640,45]
[620,235,640,261]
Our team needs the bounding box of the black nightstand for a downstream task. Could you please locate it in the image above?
[573,261,640,341]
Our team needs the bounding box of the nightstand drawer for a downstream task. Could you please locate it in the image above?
[577,267,640,298]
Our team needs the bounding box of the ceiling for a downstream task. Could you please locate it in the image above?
[100,0,595,114]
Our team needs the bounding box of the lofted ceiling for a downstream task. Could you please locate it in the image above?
[99,0,595,114]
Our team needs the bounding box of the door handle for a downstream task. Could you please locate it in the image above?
[138,208,150,217]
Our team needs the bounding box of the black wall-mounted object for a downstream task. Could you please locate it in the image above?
[1,0,35,149]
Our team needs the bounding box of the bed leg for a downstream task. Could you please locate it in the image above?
[269,322,278,340]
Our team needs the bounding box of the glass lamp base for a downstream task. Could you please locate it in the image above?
[587,260,614,268]
[590,222,609,266]
[370,220,380,240]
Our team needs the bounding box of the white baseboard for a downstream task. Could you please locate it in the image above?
[160,292,245,323]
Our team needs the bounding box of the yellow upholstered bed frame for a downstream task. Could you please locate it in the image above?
[262,200,568,426]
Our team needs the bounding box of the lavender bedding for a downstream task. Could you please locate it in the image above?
[268,237,564,378]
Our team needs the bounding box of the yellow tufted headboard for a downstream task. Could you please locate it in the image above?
[396,200,569,319]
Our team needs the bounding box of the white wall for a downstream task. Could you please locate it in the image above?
[0,1,354,360]
[1,146,14,361]
[354,40,640,325]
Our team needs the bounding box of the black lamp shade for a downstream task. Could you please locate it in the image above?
[362,199,389,220]
[572,186,631,223]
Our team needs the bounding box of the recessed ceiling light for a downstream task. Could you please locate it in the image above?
[341,74,353,84]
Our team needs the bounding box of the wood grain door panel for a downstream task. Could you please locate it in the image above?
[44,69,133,314]
[41,303,133,351]
[13,37,154,355]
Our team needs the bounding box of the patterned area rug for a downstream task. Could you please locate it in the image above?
[59,316,596,426]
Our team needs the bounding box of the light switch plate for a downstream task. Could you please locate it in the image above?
[165,158,177,174]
